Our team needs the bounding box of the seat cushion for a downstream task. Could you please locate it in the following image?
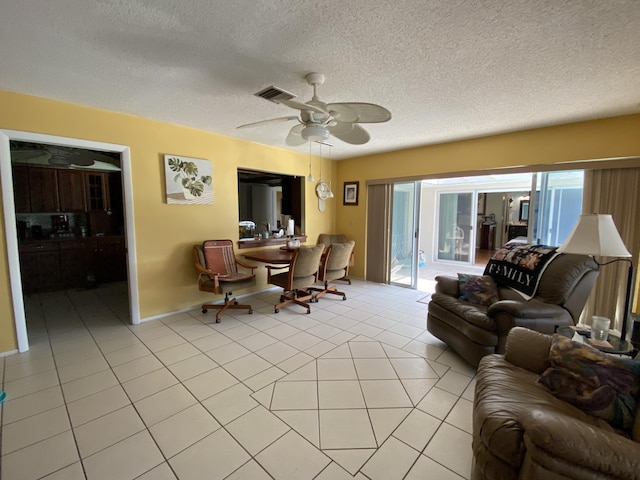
[428,296,498,348]
[270,272,316,291]
[430,293,495,331]
[199,275,255,294]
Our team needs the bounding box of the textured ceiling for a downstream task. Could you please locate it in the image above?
[1,1,640,159]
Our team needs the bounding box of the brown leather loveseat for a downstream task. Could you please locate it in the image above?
[428,253,598,366]
[473,327,640,480]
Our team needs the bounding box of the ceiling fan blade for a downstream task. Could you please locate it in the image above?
[279,99,327,114]
[11,150,51,162]
[328,123,370,145]
[237,116,299,129]
[328,103,391,123]
[286,124,306,146]
[326,120,354,135]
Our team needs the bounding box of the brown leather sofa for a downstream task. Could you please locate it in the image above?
[473,327,640,480]
[427,253,598,366]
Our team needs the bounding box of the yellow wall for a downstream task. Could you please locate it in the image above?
[1,89,639,354]
[336,114,640,277]
[0,90,335,352]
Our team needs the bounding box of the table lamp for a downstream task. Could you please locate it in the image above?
[558,214,634,342]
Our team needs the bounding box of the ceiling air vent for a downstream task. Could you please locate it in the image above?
[254,86,296,104]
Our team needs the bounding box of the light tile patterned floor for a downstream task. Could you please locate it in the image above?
[1,280,475,479]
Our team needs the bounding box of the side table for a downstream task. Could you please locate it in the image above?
[556,326,635,356]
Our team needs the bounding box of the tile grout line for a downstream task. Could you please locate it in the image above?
[5,281,471,479]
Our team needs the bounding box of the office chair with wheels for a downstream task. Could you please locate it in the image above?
[312,241,355,301]
[193,239,256,323]
[267,244,325,314]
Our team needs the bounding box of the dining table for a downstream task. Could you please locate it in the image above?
[243,248,295,265]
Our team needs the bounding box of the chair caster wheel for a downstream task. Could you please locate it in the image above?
[274,308,279,313]
[306,310,311,314]
[249,309,253,314]
[342,296,347,301]
[234,301,239,305]
[202,309,208,314]
[215,318,221,324]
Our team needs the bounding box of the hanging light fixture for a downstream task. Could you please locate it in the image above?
[327,144,335,198]
[301,124,330,142]
[306,142,314,182]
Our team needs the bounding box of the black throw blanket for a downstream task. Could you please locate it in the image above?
[484,243,560,298]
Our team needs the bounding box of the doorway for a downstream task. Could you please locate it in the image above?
[0,130,139,353]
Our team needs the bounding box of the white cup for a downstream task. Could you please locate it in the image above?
[591,316,610,341]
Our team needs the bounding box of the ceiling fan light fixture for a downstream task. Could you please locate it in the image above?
[301,125,329,142]
[48,155,71,166]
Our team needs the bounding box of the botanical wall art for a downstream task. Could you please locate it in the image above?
[164,155,213,205]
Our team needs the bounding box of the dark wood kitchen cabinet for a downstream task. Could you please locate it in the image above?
[19,242,61,294]
[20,236,126,293]
[28,167,59,212]
[95,236,127,283]
[13,166,117,216]
[12,166,31,213]
[59,239,97,288]
[13,165,80,213]
[86,172,111,212]
[57,169,86,212]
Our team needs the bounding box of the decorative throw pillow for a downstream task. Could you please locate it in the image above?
[537,335,640,434]
[457,274,500,306]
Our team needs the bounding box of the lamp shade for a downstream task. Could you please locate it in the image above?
[558,214,631,257]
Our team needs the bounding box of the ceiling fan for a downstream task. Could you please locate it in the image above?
[237,73,391,146]
[10,143,111,167]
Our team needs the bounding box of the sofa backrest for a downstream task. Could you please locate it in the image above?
[504,327,552,374]
[535,253,598,320]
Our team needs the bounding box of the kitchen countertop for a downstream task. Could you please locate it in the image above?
[236,235,307,250]
[19,234,123,245]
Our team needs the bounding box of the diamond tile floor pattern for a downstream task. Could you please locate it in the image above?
[1,280,476,479]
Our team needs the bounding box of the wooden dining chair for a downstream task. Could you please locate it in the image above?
[266,243,325,314]
[193,239,256,323]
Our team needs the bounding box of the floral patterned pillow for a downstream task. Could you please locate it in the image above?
[537,335,640,434]
[457,274,500,306]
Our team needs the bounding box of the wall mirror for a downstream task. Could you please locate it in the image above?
[519,199,530,222]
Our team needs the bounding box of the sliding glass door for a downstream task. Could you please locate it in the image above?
[390,182,420,287]
[531,170,584,246]
[437,192,473,264]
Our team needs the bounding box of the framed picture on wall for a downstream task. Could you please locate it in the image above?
[164,155,213,205]
[344,181,359,205]
[477,192,486,215]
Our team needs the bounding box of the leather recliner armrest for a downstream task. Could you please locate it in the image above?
[522,410,640,478]
[434,275,459,296]
[488,299,566,318]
